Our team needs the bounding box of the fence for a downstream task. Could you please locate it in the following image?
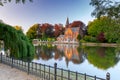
[0,53,110,80]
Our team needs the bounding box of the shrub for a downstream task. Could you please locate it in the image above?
[97,32,106,42]
[83,35,97,42]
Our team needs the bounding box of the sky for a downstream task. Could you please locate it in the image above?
[0,0,95,33]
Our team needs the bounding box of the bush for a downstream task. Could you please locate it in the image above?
[80,39,86,43]
[97,32,106,42]
[83,35,97,42]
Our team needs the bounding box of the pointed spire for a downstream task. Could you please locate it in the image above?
[66,17,69,28]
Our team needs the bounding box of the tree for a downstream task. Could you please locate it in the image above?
[77,34,81,41]
[54,24,61,37]
[87,16,120,43]
[90,0,120,43]
[45,26,54,37]
[14,25,23,32]
[26,24,39,40]
[0,0,33,6]
[90,0,120,19]
[0,22,35,59]
[88,16,109,36]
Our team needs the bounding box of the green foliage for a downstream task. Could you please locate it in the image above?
[47,38,55,41]
[0,22,35,59]
[90,0,120,19]
[80,39,86,43]
[104,20,120,43]
[26,24,39,40]
[90,0,120,43]
[88,16,110,37]
[83,35,97,42]
[77,34,81,41]
[87,16,120,43]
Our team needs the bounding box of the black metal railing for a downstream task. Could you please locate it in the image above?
[0,53,110,80]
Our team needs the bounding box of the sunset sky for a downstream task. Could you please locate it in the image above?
[0,0,95,33]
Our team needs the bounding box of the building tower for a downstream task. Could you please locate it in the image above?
[65,17,69,28]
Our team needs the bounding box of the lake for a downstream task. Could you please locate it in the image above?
[32,44,120,80]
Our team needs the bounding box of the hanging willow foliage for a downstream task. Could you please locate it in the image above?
[0,22,35,60]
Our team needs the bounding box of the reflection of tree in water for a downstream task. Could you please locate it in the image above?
[35,44,85,67]
[35,45,54,60]
[84,46,120,70]
[54,47,64,60]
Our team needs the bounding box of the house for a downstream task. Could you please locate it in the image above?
[57,18,86,43]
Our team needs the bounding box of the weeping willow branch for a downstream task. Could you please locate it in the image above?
[0,22,35,59]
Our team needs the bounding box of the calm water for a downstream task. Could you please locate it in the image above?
[32,44,120,80]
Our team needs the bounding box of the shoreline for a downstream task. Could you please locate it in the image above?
[81,42,119,47]
[33,40,119,47]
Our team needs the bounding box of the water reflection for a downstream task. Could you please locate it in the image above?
[34,44,120,80]
[34,44,120,70]
[84,46,120,70]
[35,44,85,67]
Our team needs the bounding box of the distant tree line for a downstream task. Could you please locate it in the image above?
[26,21,86,41]
[26,23,65,40]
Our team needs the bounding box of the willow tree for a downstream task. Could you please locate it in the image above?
[0,22,35,59]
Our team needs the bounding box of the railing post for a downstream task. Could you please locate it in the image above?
[1,53,2,63]
[49,66,50,80]
[11,57,13,68]
[61,68,63,80]
[27,58,30,75]
[76,71,78,80]
[44,64,45,79]
[54,63,57,80]
[32,62,33,72]
[106,72,110,80]
[39,63,41,76]
[94,75,96,80]
[68,70,70,80]
[85,73,86,80]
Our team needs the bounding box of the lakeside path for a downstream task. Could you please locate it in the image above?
[0,63,41,80]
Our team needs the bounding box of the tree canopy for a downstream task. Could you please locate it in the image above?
[90,0,120,19]
[0,0,33,6]
[88,0,120,43]
[87,16,120,43]
[26,23,64,40]
[14,25,23,32]
[26,24,39,40]
[0,22,35,59]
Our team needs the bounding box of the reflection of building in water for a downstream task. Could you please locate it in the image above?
[56,44,85,67]
[35,44,85,67]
